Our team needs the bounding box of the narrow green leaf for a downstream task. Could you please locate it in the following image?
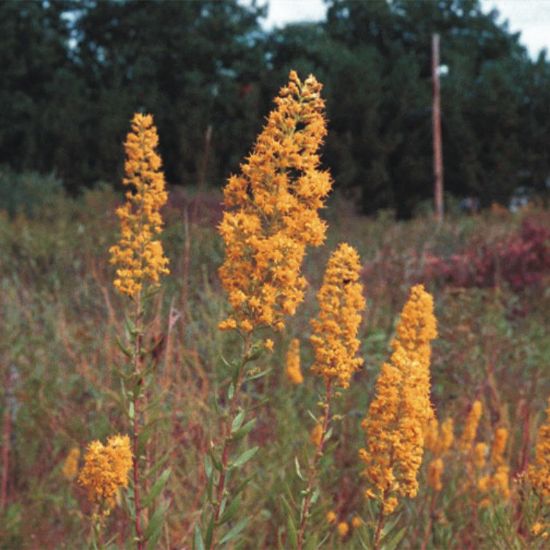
[142,468,171,509]
[231,410,245,434]
[230,446,259,469]
[219,495,241,524]
[294,457,304,481]
[381,526,406,550]
[194,524,205,550]
[144,498,170,542]
[218,518,249,545]
[204,454,213,480]
[128,401,135,420]
[287,515,298,549]
[231,418,256,441]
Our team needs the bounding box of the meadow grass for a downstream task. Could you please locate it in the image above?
[0,180,548,548]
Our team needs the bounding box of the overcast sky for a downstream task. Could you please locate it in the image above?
[262,0,550,58]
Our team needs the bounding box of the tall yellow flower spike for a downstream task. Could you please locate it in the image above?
[360,284,437,514]
[529,398,550,498]
[78,434,133,512]
[109,113,169,297]
[218,71,332,334]
[62,447,80,481]
[310,243,365,389]
[459,400,483,453]
[285,338,303,384]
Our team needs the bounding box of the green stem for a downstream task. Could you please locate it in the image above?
[296,380,333,550]
[132,294,145,550]
[208,335,252,550]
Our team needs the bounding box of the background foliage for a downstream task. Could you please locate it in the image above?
[1,0,549,216]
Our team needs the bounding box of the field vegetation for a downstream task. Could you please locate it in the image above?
[0,71,549,550]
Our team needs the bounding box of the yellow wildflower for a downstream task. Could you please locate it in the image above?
[218,71,332,333]
[492,465,510,499]
[529,398,550,498]
[310,243,365,389]
[351,516,362,528]
[326,510,337,524]
[285,338,303,384]
[425,417,454,457]
[109,113,169,297]
[337,522,349,537]
[474,442,488,469]
[459,400,483,453]
[491,427,508,466]
[427,458,444,491]
[360,285,437,513]
[478,475,491,492]
[78,434,133,511]
[62,447,80,481]
[264,338,274,352]
[310,423,323,447]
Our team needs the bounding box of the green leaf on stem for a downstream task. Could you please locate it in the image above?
[231,410,245,433]
[142,468,171,509]
[231,418,256,441]
[193,524,205,550]
[218,518,249,545]
[230,446,259,469]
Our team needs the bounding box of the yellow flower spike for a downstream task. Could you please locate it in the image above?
[109,113,169,297]
[428,458,444,491]
[78,434,133,512]
[360,284,437,513]
[264,338,274,352]
[459,400,483,453]
[62,447,80,481]
[219,71,332,333]
[529,398,550,498]
[337,522,349,537]
[310,243,365,389]
[285,338,303,384]
[491,427,508,466]
[474,442,488,470]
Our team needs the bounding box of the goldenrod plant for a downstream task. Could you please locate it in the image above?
[360,284,437,549]
[109,113,171,550]
[78,435,132,547]
[295,243,365,549]
[195,70,332,550]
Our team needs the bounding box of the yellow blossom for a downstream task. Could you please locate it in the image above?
[360,285,437,513]
[529,398,550,498]
[491,427,508,466]
[264,338,274,352]
[474,442,488,469]
[428,458,444,491]
[218,71,332,333]
[326,510,337,524]
[459,400,483,453]
[337,522,349,537]
[492,465,510,499]
[62,447,80,481]
[351,516,362,528]
[310,423,323,447]
[109,113,169,297]
[425,417,454,456]
[78,434,133,511]
[285,338,303,384]
[310,243,365,389]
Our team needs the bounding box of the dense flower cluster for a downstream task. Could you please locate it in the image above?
[360,284,437,514]
[78,435,133,511]
[62,447,80,481]
[310,243,365,389]
[218,71,332,333]
[109,113,169,297]
[285,338,303,384]
[529,398,550,498]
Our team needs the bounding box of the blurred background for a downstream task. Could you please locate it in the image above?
[1,0,550,218]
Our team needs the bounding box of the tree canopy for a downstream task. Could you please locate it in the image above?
[1,0,549,216]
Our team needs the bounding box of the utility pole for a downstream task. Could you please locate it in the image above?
[432,33,444,223]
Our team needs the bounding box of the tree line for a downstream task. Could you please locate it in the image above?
[1,0,549,216]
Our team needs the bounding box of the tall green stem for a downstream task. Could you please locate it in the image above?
[296,380,333,550]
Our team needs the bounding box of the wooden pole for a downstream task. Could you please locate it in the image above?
[432,33,444,223]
